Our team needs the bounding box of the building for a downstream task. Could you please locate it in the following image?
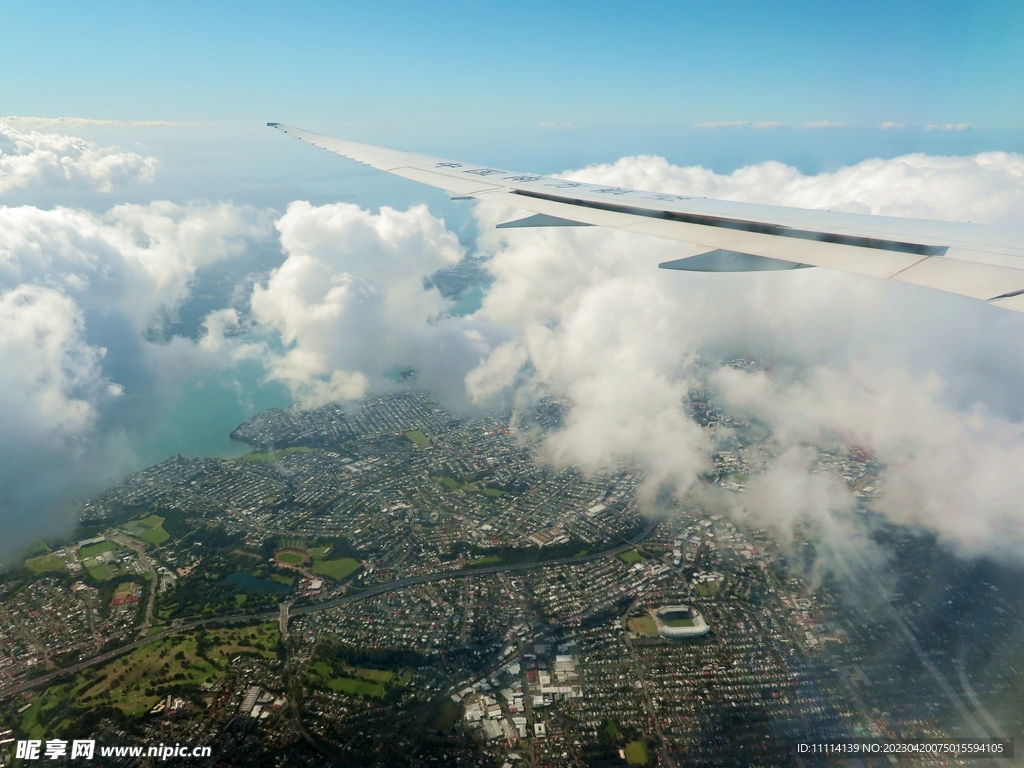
[653,605,710,638]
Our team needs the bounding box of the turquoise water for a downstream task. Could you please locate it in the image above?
[450,283,489,316]
[224,570,292,594]
[128,359,292,467]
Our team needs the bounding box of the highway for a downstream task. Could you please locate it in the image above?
[0,518,657,701]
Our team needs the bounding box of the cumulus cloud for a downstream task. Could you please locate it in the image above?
[250,201,505,408]
[556,151,1024,224]
[0,122,158,194]
[463,150,1024,566]
[0,201,271,329]
[709,363,1024,561]
[0,283,126,561]
[880,121,906,130]
[0,198,272,561]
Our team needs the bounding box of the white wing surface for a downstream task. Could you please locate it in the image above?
[269,123,1024,312]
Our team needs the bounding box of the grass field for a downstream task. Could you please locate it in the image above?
[434,475,478,492]
[311,557,360,580]
[274,549,308,565]
[627,617,659,636]
[80,540,118,559]
[465,556,501,567]
[617,549,646,565]
[404,429,430,447]
[87,564,117,581]
[25,554,66,575]
[22,624,279,732]
[481,487,505,497]
[625,741,649,765]
[242,446,314,463]
[309,661,385,697]
[353,667,394,684]
[695,582,721,597]
[135,515,170,545]
[665,617,696,627]
[306,544,360,581]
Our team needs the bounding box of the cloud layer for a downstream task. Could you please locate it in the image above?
[0,196,271,561]
[0,122,158,194]
[463,150,1024,564]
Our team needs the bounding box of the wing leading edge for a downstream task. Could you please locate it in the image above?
[269,123,1024,313]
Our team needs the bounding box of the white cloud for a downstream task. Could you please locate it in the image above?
[0,283,125,561]
[0,201,272,330]
[0,122,158,194]
[556,151,1024,224]
[250,201,504,408]
[880,121,906,130]
[0,197,272,561]
[696,121,750,128]
[463,150,1024,564]
[1,116,202,128]
[926,123,971,131]
[712,364,1024,561]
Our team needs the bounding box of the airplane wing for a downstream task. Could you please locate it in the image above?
[269,123,1024,313]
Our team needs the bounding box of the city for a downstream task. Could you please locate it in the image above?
[0,384,1021,766]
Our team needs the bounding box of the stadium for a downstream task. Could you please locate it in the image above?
[653,605,711,639]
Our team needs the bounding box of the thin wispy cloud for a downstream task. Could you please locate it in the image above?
[696,121,750,128]
[880,121,906,129]
[926,123,971,131]
[698,120,846,130]
[535,122,580,130]
[1,116,206,128]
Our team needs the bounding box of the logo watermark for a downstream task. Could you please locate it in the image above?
[14,739,212,761]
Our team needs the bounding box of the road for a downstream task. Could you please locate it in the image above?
[0,518,658,700]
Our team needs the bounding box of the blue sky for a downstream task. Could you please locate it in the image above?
[4,1,1022,141]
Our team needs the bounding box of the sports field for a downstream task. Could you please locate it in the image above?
[617,549,646,565]
[627,617,659,636]
[404,429,430,447]
[80,540,118,559]
[309,661,385,697]
[312,557,360,580]
[25,554,67,575]
[242,446,313,462]
[625,741,649,765]
[274,549,309,566]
